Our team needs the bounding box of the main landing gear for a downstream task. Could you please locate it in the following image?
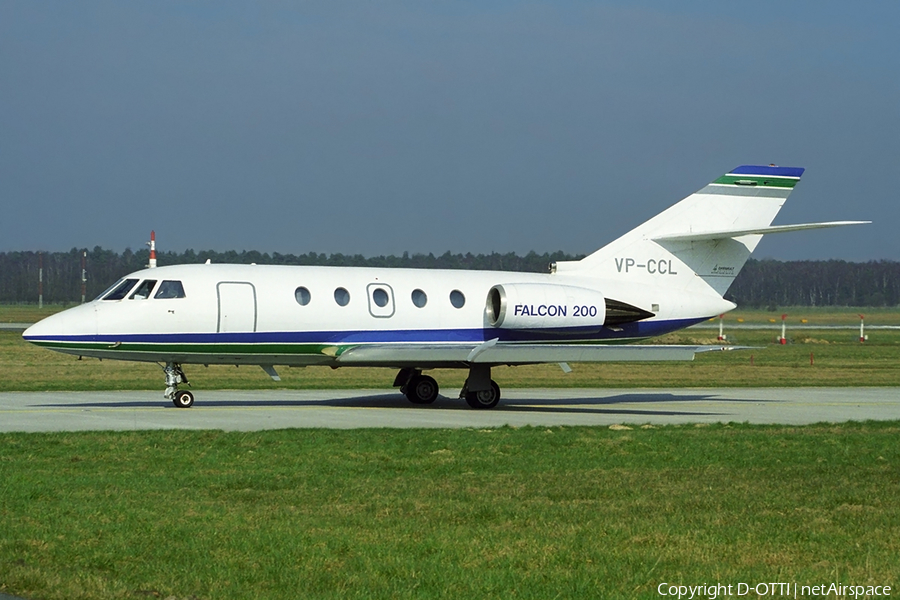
[395,369,440,404]
[164,362,194,408]
[461,379,501,409]
[394,365,502,409]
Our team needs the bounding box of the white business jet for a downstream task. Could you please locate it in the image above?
[23,165,865,409]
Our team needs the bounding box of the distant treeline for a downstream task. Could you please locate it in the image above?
[0,248,579,304]
[0,248,898,307]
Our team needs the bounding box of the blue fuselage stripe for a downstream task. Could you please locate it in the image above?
[24,318,708,345]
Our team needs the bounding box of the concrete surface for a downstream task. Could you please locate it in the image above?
[1,387,898,432]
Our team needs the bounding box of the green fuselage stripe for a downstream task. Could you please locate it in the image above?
[31,341,336,355]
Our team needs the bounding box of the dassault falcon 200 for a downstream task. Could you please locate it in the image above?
[24,165,866,409]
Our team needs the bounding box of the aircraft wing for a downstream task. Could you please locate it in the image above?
[335,343,738,365]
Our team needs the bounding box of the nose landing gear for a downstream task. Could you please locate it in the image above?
[163,362,193,408]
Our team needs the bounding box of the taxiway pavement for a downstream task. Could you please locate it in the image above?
[1,387,898,432]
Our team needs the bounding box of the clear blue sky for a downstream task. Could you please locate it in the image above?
[1,1,897,260]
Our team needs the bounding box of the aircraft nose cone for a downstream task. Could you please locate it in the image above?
[22,316,56,341]
[22,304,97,343]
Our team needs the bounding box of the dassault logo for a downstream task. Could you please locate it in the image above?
[710,264,736,274]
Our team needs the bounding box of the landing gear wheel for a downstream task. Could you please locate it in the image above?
[405,375,439,404]
[163,362,193,407]
[465,380,501,409]
[173,390,194,408]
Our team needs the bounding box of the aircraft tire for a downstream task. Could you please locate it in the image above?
[465,380,501,409]
[173,390,194,408]
[405,375,439,404]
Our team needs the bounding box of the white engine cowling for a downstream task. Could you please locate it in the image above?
[485,283,608,330]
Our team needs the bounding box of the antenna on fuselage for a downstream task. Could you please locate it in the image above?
[147,230,157,268]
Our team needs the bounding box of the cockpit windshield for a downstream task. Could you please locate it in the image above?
[129,280,158,300]
[94,279,124,301]
[102,278,139,301]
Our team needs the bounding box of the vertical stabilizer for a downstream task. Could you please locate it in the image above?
[554,165,804,296]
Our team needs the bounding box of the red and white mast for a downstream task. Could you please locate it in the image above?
[148,230,157,268]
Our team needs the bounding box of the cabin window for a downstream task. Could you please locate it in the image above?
[130,280,157,300]
[154,280,186,299]
[411,289,427,308]
[334,287,350,307]
[449,290,466,309]
[372,288,389,308]
[295,286,311,306]
[103,278,139,301]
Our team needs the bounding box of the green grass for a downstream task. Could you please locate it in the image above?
[712,306,900,326]
[1,424,898,599]
[6,328,900,391]
[0,303,74,323]
[5,305,900,391]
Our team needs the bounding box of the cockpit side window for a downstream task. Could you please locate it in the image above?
[129,280,158,300]
[154,280,186,299]
[102,278,139,301]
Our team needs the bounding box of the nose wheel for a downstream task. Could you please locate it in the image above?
[173,390,194,408]
[163,362,193,408]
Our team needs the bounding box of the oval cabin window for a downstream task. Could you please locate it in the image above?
[449,290,465,309]
[334,287,350,307]
[411,289,427,308]
[295,287,311,306]
[372,288,389,308]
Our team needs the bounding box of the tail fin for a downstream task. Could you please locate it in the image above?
[555,165,805,296]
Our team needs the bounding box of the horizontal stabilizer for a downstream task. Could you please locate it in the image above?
[652,221,869,243]
[337,343,741,366]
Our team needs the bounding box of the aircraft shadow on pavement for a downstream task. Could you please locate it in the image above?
[34,390,771,417]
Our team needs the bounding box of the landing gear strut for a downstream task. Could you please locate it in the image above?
[164,362,193,408]
[395,368,440,404]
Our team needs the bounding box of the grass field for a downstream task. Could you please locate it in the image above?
[1,424,898,599]
[3,305,900,392]
[3,305,899,599]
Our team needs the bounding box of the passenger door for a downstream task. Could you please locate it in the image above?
[217,282,257,332]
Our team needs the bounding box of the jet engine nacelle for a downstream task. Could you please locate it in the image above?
[485,283,607,330]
